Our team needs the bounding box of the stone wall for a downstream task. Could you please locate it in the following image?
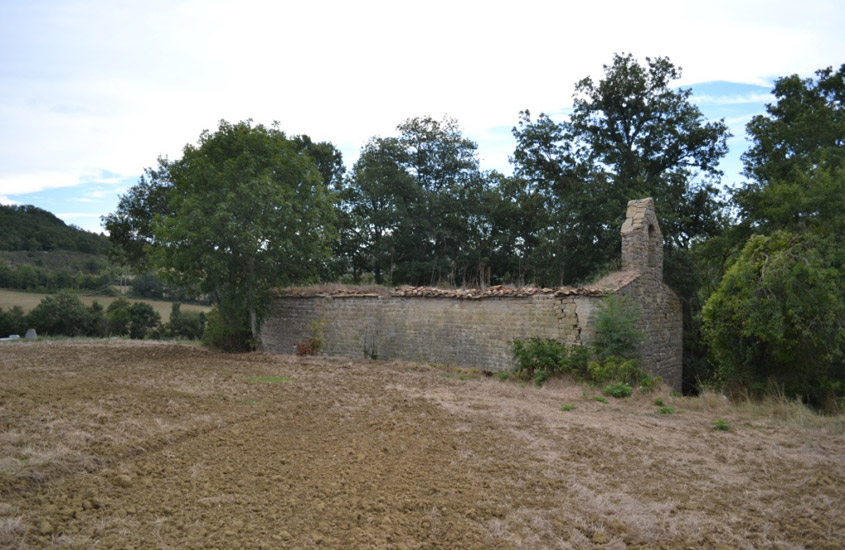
[262,294,567,372]
[260,280,682,390]
[260,197,683,390]
[615,276,683,390]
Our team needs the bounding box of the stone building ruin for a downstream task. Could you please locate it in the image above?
[260,198,683,390]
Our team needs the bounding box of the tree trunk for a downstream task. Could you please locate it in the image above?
[249,303,260,349]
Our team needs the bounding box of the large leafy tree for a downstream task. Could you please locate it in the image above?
[340,116,492,286]
[511,53,730,285]
[105,120,336,348]
[702,231,844,406]
[340,136,417,283]
[703,66,845,405]
[736,64,845,233]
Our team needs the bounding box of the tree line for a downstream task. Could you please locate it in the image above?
[104,54,844,408]
[0,293,205,341]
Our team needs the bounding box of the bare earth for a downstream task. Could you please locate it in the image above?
[1,341,842,549]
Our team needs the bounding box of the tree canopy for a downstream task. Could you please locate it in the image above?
[105,120,337,348]
[735,64,845,234]
[339,116,494,286]
[510,53,730,286]
[703,64,845,407]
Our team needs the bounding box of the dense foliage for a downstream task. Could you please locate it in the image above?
[509,53,729,285]
[0,260,114,293]
[702,231,844,403]
[0,207,117,293]
[590,295,645,361]
[105,120,336,349]
[702,65,844,408]
[337,116,495,286]
[0,305,27,336]
[509,295,655,391]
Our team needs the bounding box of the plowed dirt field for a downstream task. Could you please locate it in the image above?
[1,341,843,549]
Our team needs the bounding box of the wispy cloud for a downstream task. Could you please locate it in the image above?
[0,172,79,195]
[693,93,773,105]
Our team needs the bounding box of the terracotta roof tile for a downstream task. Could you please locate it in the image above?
[276,270,642,299]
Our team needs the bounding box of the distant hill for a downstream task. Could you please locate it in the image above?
[0,204,110,254]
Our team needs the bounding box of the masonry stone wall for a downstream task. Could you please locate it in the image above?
[260,198,683,391]
[615,276,683,390]
[262,294,570,372]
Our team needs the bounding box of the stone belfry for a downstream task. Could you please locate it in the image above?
[620,198,663,280]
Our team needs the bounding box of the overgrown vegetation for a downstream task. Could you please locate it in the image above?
[201,306,250,352]
[0,251,116,293]
[700,65,844,410]
[510,294,659,392]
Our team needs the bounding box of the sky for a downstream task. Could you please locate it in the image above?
[1,0,843,233]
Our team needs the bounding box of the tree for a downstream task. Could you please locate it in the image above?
[26,291,90,337]
[569,54,728,204]
[102,161,173,270]
[511,53,730,285]
[87,301,107,337]
[106,120,336,349]
[341,135,417,283]
[290,134,346,191]
[166,302,206,340]
[736,64,845,234]
[702,65,845,406]
[340,116,492,286]
[702,231,844,407]
[741,65,844,190]
[0,306,27,337]
[127,302,160,340]
[106,297,132,336]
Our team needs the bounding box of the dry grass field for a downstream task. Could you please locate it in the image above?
[0,289,211,319]
[0,340,842,549]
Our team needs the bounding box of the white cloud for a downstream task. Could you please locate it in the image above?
[0,172,81,196]
[693,93,774,106]
[0,195,21,206]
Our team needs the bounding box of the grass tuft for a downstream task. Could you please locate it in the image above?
[245,376,292,384]
[712,418,730,431]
